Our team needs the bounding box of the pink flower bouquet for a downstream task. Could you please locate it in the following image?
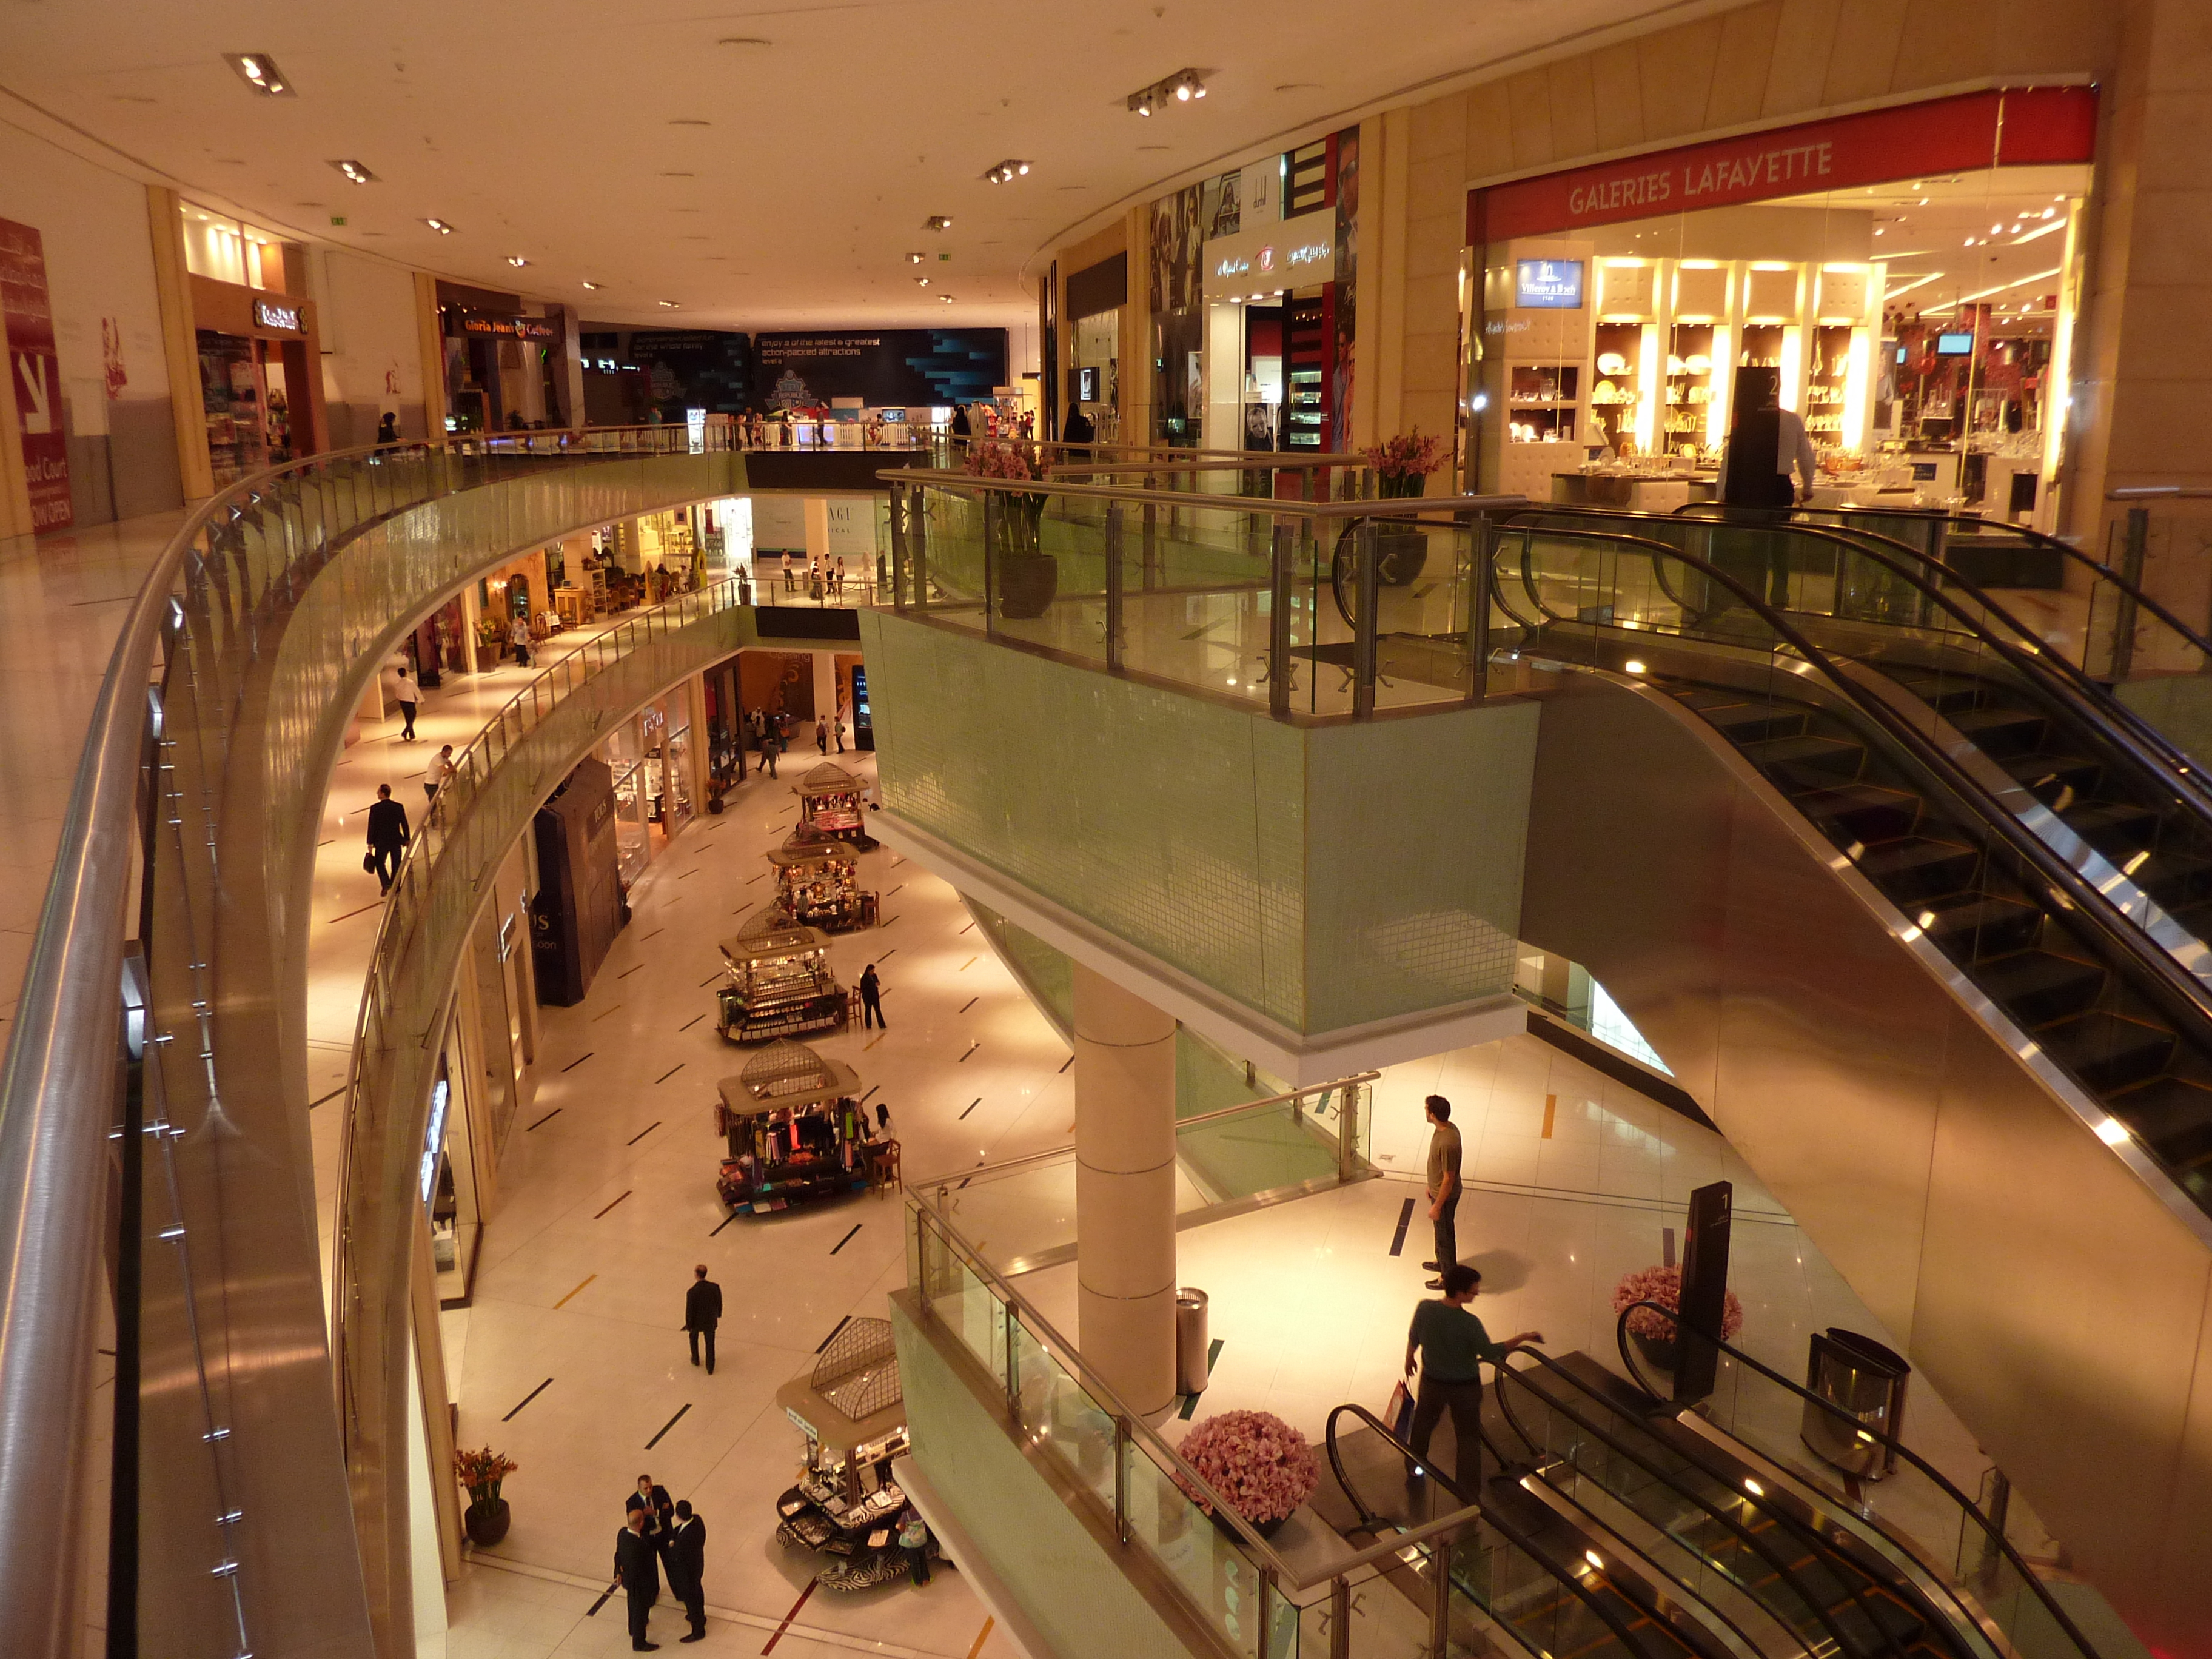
[1174,1409,1319,1527]
[1612,1264,1743,1342]
[961,439,1037,482]
[1362,430,1445,498]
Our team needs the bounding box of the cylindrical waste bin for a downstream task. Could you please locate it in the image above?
[1175,1289,1210,1396]
[1801,1327,1910,1480]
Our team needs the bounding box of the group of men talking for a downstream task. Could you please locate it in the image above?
[615,1475,708,1651]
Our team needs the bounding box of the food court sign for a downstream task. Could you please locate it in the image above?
[1202,209,1335,297]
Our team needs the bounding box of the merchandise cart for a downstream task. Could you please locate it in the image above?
[793,763,877,849]
[768,840,880,933]
[713,1041,879,1214]
[716,926,848,1042]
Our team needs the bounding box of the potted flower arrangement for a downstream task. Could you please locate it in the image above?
[455,1445,519,1547]
[1173,1409,1319,1540]
[1612,1264,1744,1372]
[963,440,1054,618]
[1355,429,1447,588]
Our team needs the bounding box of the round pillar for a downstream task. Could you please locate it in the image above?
[1072,962,1178,1417]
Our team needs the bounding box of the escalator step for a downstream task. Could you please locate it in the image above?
[1949,706,2049,757]
[1885,671,1989,715]
[1854,836,1979,900]
[1740,734,1866,791]
[2004,753,2103,802]
[1695,702,1811,743]
[2110,1076,2212,1169]
[2039,1011,2176,1091]
[1976,950,2107,1026]
[1795,782,1922,843]
[1923,896,2043,957]
[2058,800,2161,845]
[2136,853,2212,908]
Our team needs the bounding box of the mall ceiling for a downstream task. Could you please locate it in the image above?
[0,0,1695,340]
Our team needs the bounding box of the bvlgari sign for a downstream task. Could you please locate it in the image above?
[1202,208,1335,297]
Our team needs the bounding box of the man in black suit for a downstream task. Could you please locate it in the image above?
[666,1500,708,1643]
[614,1508,661,1652]
[684,1265,723,1374]
[364,784,410,895]
[626,1473,675,1543]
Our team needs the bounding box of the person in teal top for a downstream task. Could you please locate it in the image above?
[1403,1264,1542,1496]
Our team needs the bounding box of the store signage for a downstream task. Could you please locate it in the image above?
[686,406,706,455]
[457,310,559,342]
[1471,85,2098,242]
[253,297,302,332]
[0,216,72,532]
[1202,209,1335,297]
[1515,259,1584,309]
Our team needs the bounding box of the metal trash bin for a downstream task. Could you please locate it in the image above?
[1175,1288,1210,1396]
[1801,1328,1910,1480]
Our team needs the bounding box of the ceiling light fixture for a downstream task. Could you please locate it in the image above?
[425,218,455,235]
[905,252,925,264]
[581,281,602,291]
[983,159,1033,184]
[916,276,930,286]
[924,215,953,232]
[940,293,955,303]
[226,53,295,96]
[329,159,378,185]
[507,256,529,267]
[657,300,680,309]
[1127,68,1208,116]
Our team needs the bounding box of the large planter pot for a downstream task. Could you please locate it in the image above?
[1209,1506,1292,1544]
[997,551,1059,619]
[464,1496,511,1547]
[1628,1330,1677,1376]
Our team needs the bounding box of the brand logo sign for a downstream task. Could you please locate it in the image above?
[1202,208,1336,297]
[253,297,303,332]
[1515,260,1584,309]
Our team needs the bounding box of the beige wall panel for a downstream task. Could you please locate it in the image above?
[1409,92,1469,161]
[2155,1287,2212,1655]
[1912,1005,2212,1649]
[1821,0,1911,105]
[1761,0,1844,117]
[1636,19,1726,141]
[1588,41,1649,152]
[1405,159,1466,243]
[1465,81,1519,180]
[1546,56,1601,161]
[2131,92,2212,192]
[1705,2,1783,127]
[2102,381,2212,478]
[2107,282,2212,386]
[1504,69,1557,171]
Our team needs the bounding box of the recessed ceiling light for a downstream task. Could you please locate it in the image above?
[425,218,455,235]
[329,159,378,185]
[925,215,952,232]
[916,276,930,286]
[581,281,602,291]
[225,53,295,96]
[906,252,925,264]
[657,300,680,309]
[982,159,1033,183]
[940,295,955,303]
[507,256,529,267]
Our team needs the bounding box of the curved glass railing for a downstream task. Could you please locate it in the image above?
[1488,519,2212,1221]
[1604,1304,2109,1659]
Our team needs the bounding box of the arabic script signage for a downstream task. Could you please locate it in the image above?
[1202,208,1336,297]
[0,216,72,532]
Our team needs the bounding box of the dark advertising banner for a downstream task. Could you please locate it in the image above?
[617,330,752,419]
[752,329,1006,412]
[0,216,72,532]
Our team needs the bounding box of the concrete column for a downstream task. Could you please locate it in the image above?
[1073,962,1178,1417]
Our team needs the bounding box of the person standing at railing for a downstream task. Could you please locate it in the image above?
[427,743,456,804]
[951,404,972,440]
[365,784,410,896]
[1403,1265,1541,1496]
[375,411,401,447]
[1423,1094,1462,1288]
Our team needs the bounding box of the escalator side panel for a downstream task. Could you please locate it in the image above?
[1518,670,2212,1656]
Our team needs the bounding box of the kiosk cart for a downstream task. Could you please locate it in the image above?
[716,927,848,1041]
[793,763,877,848]
[768,840,880,933]
[714,1041,877,1214]
[773,1318,940,1590]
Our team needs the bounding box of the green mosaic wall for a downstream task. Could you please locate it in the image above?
[861,611,1537,1037]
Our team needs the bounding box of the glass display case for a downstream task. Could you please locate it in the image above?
[712,1039,876,1213]
[716,927,849,1042]
[768,840,879,934]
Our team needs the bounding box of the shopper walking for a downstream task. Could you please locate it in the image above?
[897,1507,933,1585]
[509,612,532,668]
[365,784,410,895]
[833,708,846,753]
[1403,1264,1541,1496]
[683,1264,722,1374]
[760,726,780,779]
[667,1501,708,1643]
[859,963,885,1029]
[614,1508,662,1652]
[382,655,418,740]
[1423,1095,1463,1288]
[426,743,456,805]
[814,714,829,754]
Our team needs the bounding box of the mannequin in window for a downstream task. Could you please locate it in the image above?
[1717,366,1816,509]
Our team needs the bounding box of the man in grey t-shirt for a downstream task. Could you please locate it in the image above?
[1424,1095,1463,1290]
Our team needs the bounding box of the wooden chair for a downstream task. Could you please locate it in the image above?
[871,1138,902,1198]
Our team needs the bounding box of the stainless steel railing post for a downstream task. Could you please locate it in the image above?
[1105,503,1125,671]
[1270,522,1293,719]
[1353,518,1381,718]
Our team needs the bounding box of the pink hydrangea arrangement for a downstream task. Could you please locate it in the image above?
[1362,429,1445,498]
[1613,1264,1744,1342]
[962,439,1037,482]
[1174,1409,1319,1526]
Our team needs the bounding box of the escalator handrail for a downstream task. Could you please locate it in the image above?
[1324,1403,1683,1659]
[1494,521,2212,1216]
[1613,1301,2103,1659]
[1668,502,2212,815]
[1481,1347,1909,1659]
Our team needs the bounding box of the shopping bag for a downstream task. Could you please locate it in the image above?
[1384,1379,1415,1441]
[363,852,378,874]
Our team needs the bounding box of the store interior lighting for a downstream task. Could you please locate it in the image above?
[329,160,377,185]
[226,53,293,96]
[1126,68,1207,116]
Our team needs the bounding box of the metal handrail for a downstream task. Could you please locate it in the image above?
[2109,488,2212,500]
[1612,1302,2104,1659]
[890,467,1527,521]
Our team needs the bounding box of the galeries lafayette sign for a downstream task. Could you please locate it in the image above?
[1469,85,2097,243]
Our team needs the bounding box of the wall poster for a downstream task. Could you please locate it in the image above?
[0,217,73,532]
[751,330,1006,413]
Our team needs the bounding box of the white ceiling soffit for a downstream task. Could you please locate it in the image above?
[0,0,1706,332]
